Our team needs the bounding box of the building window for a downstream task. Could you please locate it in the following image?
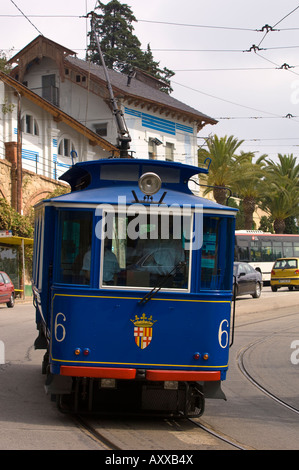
[148,138,157,159]
[93,123,108,137]
[42,74,59,107]
[165,142,174,161]
[21,114,39,136]
[58,138,75,157]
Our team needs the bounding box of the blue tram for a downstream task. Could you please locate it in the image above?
[32,157,236,416]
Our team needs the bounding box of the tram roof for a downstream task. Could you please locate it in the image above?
[41,159,237,213]
[58,158,208,191]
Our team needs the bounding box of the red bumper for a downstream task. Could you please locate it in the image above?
[60,366,221,381]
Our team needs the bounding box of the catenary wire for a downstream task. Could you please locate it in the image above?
[9,0,43,36]
[257,4,299,47]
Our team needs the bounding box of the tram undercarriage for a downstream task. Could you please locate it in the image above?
[45,373,210,417]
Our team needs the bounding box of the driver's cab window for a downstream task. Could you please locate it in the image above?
[100,212,191,290]
[55,210,93,285]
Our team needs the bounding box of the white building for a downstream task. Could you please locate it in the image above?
[0,69,117,213]
[8,35,217,177]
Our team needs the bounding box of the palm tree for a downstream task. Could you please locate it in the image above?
[231,152,267,229]
[259,154,299,233]
[266,153,299,180]
[198,135,244,205]
[260,190,299,233]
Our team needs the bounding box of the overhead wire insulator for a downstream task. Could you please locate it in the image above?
[244,44,265,52]
[257,24,278,32]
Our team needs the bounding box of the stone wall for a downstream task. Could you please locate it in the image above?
[0,158,12,202]
[21,168,68,215]
[0,141,68,214]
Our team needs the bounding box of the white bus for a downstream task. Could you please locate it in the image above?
[234,230,299,283]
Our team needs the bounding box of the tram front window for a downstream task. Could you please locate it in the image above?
[101,213,190,289]
[56,210,93,285]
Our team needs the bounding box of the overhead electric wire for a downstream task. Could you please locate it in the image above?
[171,79,287,118]
[255,51,299,77]
[9,0,43,36]
[137,19,256,31]
[4,4,299,156]
[257,4,299,47]
[149,45,299,53]
[172,66,295,72]
[0,14,80,17]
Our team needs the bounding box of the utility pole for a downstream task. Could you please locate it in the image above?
[16,91,23,214]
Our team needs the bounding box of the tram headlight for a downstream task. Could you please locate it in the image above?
[138,172,161,196]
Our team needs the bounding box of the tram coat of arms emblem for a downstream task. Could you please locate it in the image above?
[130,313,157,349]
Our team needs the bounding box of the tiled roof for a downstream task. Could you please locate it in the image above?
[65,56,217,126]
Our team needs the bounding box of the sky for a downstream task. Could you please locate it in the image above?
[2,0,299,161]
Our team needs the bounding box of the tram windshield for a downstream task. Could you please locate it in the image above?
[100,213,191,290]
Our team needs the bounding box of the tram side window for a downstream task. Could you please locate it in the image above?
[33,210,44,290]
[201,216,234,290]
[56,211,93,285]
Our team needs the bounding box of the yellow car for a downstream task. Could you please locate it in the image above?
[270,257,299,292]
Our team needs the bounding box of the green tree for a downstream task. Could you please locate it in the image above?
[86,0,174,93]
[198,135,244,205]
[231,152,267,230]
[284,216,299,234]
[0,50,11,73]
[258,215,274,233]
[259,154,299,233]
[0,199,33,238]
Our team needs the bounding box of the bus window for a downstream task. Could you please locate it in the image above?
[261,241,272,261]
[55,210,93,285]
[294,243,299,257]
[250,241,261,262]
[201,217,234,290]
[273,241,283,259]
[283,242,293,257]
[235,240,249,261]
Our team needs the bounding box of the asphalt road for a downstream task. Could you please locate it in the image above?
[0,287,298,450]
[0,301,102,450]
[202,286,299,450]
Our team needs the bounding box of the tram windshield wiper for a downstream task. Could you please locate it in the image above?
[138,261,186,305]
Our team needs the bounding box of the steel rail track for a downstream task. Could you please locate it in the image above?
[237,336,299,416]
[187,417,250,450]
[75,410,250,450]
[73,414,122,450]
